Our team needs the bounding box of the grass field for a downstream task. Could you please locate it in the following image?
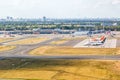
[9,38,48,45]
[50,37,86,45]
[51,39,68,45]
[0,46,16,52]
[0,38,13,43]
[29,46,120,55]
[0,58,120,80]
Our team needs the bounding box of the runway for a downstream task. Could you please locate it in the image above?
[0,37,61,56]
[0,34,120,60]
[1,55,120,60]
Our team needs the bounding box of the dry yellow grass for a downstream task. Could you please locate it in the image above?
[29,46,53,55]
[30,46,119,55]
[9,38,48,45]
[0,70,57,79]
[0,38,13,43]
[116,49,120,54]
[51,39,68,45]
[0,46,16,52]
[46,47,119,55]
[50,37,86,45]
[0,59,120,80]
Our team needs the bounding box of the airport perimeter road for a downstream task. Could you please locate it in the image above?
[1,55,120,60]
[0,37,61,56]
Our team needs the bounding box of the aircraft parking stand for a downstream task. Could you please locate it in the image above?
[73,39,117,48]
[103,39,117,48]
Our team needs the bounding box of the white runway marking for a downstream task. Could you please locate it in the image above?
[103,39,117,48]
[73,39,89,48]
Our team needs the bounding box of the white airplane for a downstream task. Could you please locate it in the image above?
[86,35,106,46]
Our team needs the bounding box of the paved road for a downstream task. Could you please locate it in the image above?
[0,37,61,56]
[1,55,120,60]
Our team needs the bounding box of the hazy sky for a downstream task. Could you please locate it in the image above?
[0,0,120,18]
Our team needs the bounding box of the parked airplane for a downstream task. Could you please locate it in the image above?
[86,35,106,46]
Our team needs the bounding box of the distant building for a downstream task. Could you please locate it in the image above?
[6,16,13,21]
[43,16,46,22]
[101,22,118,26]
[113,23,118,26]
